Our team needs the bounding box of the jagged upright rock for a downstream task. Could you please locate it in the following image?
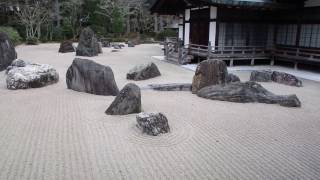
[76,27,100,57]
[197,81,301,107]
[59,40,75,53]
[127,62,161,81]
[192,60,228,93]
[0,32,17,71]
[66,58,119,96]
[105,83,141,115]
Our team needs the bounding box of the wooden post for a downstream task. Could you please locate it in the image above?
[251,59,255,66]
[207,41,212,60]
[178,39,183,64]
[270,56,275,66]
[230,59,234,67]
[294,62,298,70]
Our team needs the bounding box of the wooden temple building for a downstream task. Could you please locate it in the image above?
[151,0,320,70]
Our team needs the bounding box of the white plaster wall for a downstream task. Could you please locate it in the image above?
[209,22,217,46]
[209,6,217,46]
[184,23,190,45]
[185,9,190,21]
[305,0,320,7]
[179,26,184,40]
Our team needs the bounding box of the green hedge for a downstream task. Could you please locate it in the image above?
[0,26,22,46]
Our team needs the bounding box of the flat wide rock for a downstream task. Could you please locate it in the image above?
[197,81,301,107]
[148,83,192,91]
[0,32,17,71]
[192,60,228,93]
[66,58,119,96]
[105,83,141,115]
[127,62,161,81]
[271,71,302,87]
[136,112,170,136]
[6,59,59,89]
[250,70,273,82]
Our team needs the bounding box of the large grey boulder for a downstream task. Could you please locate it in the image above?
[197,81,301,107]
[76,27,101,57]
[127,62,161,81]
[250,70,273,82]
[271,71,302,87]
[136,112,170,136]
[58,41,75,53]
[0,32,17,71]
[66,58,119,96]
[105,83,141,115]
[227,73,240,83]
[192,60,228,93]
[6,59,59,89]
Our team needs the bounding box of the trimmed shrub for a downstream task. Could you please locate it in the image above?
[26,37,39,45]
[156,29,178,41]
[0,26,22,45]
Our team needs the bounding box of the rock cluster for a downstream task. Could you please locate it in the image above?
[58,41,75,53]
[66,58,119,96]
[136,112,170,136]
[106,83,141,115]
[76,27,101,57]
[6,59,59,89]
[192,60,228,93]
[197,81,301,107]
[250,70,302,87]
[127,62,161,81]
[0,32,17,71]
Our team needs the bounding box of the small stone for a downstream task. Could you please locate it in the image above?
[136,112,170,136]
[59,41,75,53]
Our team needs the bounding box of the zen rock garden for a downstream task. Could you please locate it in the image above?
[0,27,304,138]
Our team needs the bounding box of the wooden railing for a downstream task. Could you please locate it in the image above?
[164,41,320,68]
[272,46,320,63]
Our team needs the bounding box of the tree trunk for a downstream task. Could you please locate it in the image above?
[154,13,158,33]
[55,0,60,27]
